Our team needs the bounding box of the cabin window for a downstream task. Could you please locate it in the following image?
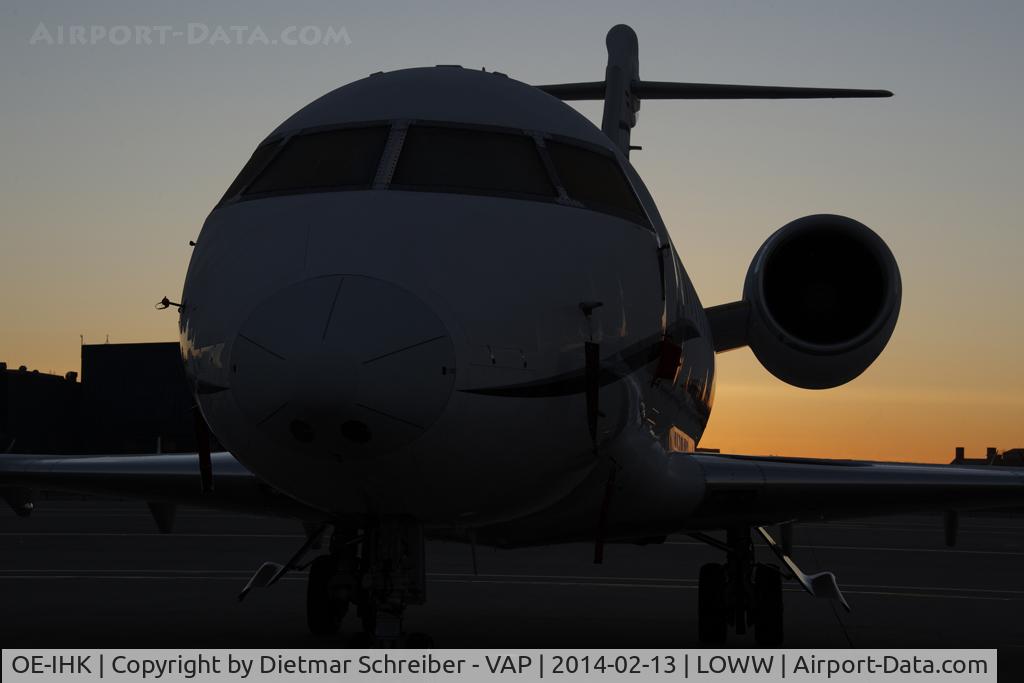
[244,126,389,195]
[546,140,647,221]
[391,125,557,198]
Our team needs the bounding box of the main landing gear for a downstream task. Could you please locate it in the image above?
[306,516,431,646]
[694,527,784,646]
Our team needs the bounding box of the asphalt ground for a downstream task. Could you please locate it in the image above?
[2,500,1022,678]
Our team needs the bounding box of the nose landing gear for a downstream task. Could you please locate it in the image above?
[306,550,354,636]
[307,517,430,646]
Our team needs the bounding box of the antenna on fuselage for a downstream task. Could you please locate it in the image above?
[536,24,892,157]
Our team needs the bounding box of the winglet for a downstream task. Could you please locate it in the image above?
[238,562,283,601]
[237,523,329,601]
[805,571,852,612]
[757,525,851,612]
[147,501,176,534]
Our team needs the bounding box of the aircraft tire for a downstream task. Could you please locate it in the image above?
[405,632,435,648]
[697,562,728,644]
[307,555,345,635]
[357,596,377,635]
[753,564,784,646]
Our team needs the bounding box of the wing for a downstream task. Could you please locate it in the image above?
[0,452,326,522]
[687,452,1024,528]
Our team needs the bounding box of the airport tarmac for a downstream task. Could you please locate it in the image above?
[2,500,1022,677]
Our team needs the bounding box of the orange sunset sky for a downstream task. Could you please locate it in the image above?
[2,2,1021,462]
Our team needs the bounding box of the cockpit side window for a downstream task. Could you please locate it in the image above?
[545,140,647,222]
[219,140,281,203]
[244,126,390,195]
[391,125,557,198]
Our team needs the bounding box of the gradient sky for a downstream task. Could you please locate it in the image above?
[1,1,1021,462]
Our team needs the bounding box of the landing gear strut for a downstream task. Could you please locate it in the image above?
[306,536,356,635]
[306,516,428,645]
[694,527,784,646]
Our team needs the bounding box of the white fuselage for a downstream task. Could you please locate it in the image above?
[179,67,716,539]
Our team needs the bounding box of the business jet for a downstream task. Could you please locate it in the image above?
[3,25,1022,647]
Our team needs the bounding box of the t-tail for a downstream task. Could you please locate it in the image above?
[536,24,892,156]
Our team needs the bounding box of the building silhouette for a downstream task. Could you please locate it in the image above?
[0,362,79,453]
[1,342,201,454]
[950,446,1024,467]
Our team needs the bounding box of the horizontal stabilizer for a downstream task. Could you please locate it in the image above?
[636,80,891,100]
[537,80,892,101]
[537,81,606,100]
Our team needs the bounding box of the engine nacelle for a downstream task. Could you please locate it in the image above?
[728,214,901,389]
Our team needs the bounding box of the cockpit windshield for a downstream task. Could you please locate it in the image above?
[391,125,557,198]
[220,121,649,227]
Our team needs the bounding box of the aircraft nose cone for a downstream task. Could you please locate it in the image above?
[230,275,455,455]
